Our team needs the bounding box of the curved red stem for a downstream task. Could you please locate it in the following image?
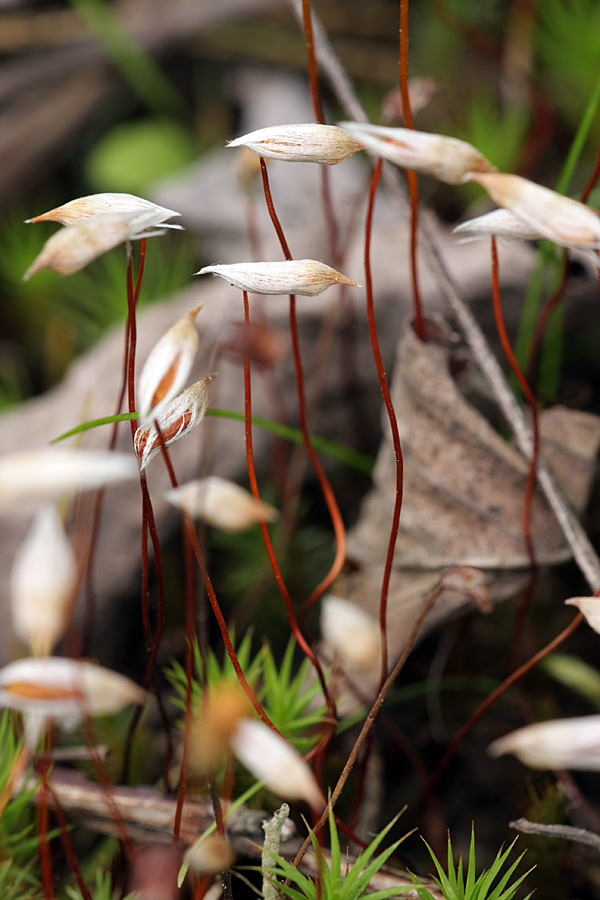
[365,158,405,688]
[428,611,583,789]
[293,583,441,859]
[146,429,276,733]
[301,0,341,270]
[399,0,425,341]
[82,718,135,856]
[121,242,169,784]
[38,768,55,900]
[184,517,277,731]
[301,0,325,125]
[491,238,538,571]
[241,290,337,727]
[45,780,92,900]
[258,159,347,615]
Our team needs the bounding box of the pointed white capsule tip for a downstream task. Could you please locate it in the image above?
[25,193,182,229]
[24,194,184,278]
[226,124,364,166]
[0,657,145,724]
[137,304,203,420]
[135,374,216,469]
[24,213,138,279]
[338,122,495,185]
[230,718,324,809]
[0,448,138,513]
[453,208,543,243]
[321,595,380,671]
[185,835,236,875]
[196,260,359,296]
[11,505,77,655]
[489,716,600,771]
[565,595,600,635]
[468,172,600,252]
[166,476,278,532]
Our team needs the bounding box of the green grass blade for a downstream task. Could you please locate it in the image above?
[555,67,600,196]
[68,0,187,117]
[52,408,374,474]
[51,412,139,443]
[206,408,374,474]
[465,826,477,897]
[327,805,342,882]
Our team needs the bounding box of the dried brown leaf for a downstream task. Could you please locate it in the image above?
[348,318,600,571]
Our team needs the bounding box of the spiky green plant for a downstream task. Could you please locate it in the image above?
[166,634,328,755]
[262,806,412,900]
[412,829,533,900]
[0,713,42,900]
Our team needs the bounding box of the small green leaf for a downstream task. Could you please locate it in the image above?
[52,408,374,474]
[51,413,139,443]
[417,831,531,900]
[541,652,600,707]
[84,118,196,195]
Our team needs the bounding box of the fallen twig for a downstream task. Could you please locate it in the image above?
[15,768,435,894]
[510,817,600,853]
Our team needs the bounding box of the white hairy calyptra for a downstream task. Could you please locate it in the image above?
[565,595,600,635]
[0,448,138,513]
[23,213,162,279]
[197,259,359,296]
[469,172,600,254]
[26,192,182,231]
[227,123,364,165]
[24,193,183,279]
[320,595,380,671]
[0,656,145,747]
[134,374,216,470]
[454,208,543,243]
[229,717,324,809]
[137,305,202,421]
[165,476,278,533]
[338,122,495,185]
[489,715,600,771]
[10,505,77,656]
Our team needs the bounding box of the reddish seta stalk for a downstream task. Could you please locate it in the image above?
[177,527,196,841]
[491,238,539,669]
[258,159,346,613]
[580,141,600,205]
[365,158,405,688]
[241,290,337,735]
[145,425,228,843]
[293,584,441,861]
[148,425,198,843]
[490,238,538,572]
[121,241,170,784]
[300,0,340,263]
[184,516,277,730]
[82,238,149,654]
[38,757,55,900]
[82,718,136,856]
[399,0,425,341]
[428,611,584,790]
[124,241,152,647]
[301,0,324,124]
[45,780,93,900]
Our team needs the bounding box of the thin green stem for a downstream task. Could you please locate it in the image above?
[52,410,374,475]
[68,0,187,116]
